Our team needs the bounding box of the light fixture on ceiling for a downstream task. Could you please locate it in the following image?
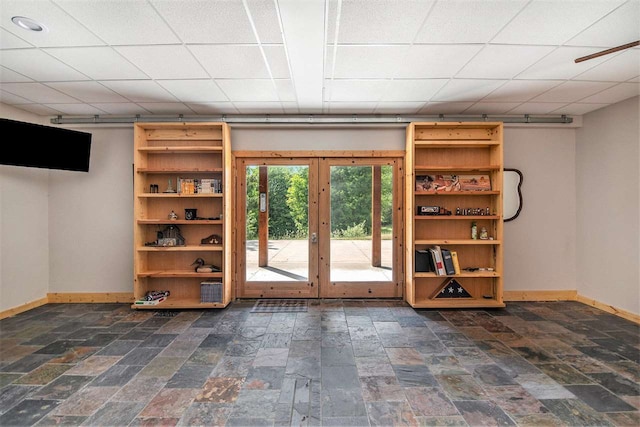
[11,16,47,32]
[575,40,639,63]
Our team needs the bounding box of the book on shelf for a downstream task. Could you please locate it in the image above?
[134,297,165,305]
[451,251,461,275]
[440,248,456,275]
[429,246,446,276]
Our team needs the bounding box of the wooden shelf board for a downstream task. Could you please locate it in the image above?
[414,141,500,147]
[138,219,222,225]
[410,298,505,308]
[139,146,223,153]
[415,191,500,196]
[414,165,501,171]
[137,245,223,252]
[414,272,499,278]
[138,193,223,198]
[137,168,223,174]
[415,239,500,245]
[144,136,223,141]
[414,215,499,220]
[132,297,228,309]
[137,270,223,278]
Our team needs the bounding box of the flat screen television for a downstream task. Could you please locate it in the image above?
[0,118,92,172]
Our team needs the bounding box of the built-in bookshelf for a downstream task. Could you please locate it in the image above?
[405,122,504,308]
[132,123,232,309]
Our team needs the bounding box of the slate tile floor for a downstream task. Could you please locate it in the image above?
[0,300,638,426]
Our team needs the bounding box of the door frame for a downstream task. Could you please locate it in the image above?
[234,151,404,299]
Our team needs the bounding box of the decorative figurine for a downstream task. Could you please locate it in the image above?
[191,258,221,273]
[471,221,478,240]
[164,178,176,193]
[168,210,178,220]
[480,227,488,240]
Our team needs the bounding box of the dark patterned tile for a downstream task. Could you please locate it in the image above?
[48,346,97,364]
[244,367,285,390]
[111,377,166,404]
[139,357,185,380]
[484,385,548,416]
[229,389,279,419]
[0,399,60,426]
[564,384,637,412]
[34,415,88,426]
[195,377,243,403]
[224,340,261,357]
[0,373,22,388]
[65,355,120,376]
[351,340,386,357]
[393,364,438,387]
[414,415,468,426]
[577,345,626,362]
[355,357,395,378]
[436,374,488,401]
[177,402,232,426]
[80,333,119,347]
[510,413,566,427]
[140,388,199,419]
[472,364,517,386]
[322,365,360,390]
[116,347,162,366]
[422,355,468,375]
[225,416,274,426]
[321,388,367,418]
[0,384,37,415]
[50,386,119,416]
[323,416,370,426]
[129,417,179,426]
[140,334,178,348]
[385,347,424,365]
[185,348,222,366]
[212,356,254,377]
[166,364,211,388]
[82,402,145,426]
[606,411,640,427]
[1,354,55,373]
[541,398,614,426]
[91,364,143,387]
[536,362,594,385]
[511,346,558,364]
[454,400,516,426]
[96,339,139,356]
[31,375,93,400]
[322,346,355,366]
[253,348,289,367]
[14,364,71,385]
[360,376,405,402]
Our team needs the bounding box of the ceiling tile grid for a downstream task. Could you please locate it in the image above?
[0,0,637,117]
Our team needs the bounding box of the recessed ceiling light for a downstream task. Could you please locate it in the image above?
[11,16,47,32]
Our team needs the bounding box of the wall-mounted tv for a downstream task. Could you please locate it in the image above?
[0,118,92,172]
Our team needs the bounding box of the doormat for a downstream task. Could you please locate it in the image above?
[251,299,308,313]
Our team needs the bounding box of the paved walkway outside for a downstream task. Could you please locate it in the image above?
[246,239,393,282]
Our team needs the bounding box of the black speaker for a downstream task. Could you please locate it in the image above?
[0,118,91,172]
[415,250,433,273]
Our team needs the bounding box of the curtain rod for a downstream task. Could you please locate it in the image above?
[50,114,573,125]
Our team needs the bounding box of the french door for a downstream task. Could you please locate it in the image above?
[236,155,402,299]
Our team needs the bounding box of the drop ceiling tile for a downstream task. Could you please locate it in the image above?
[89,103,151,115]
[325,80,389,102]
[432,79,507,102]
[380,79,448,102]
[332,46,408,79]
[463,102,522,114]
[530,81,616,102]
[374,102,424,113]
[100,80,177,102]
[0,89,31,104]
[483,80,562,102]
[566,0,640,47]
[457,45,555,79]
[574,50,640,82]
[492,0,624,45]
[1,82,79,103]
[185,103,238,114]
[150,0,256,43]
[0,49,89,81]
[0,28,32,49]
[263,46,290,79]
[45,47,148,80]
[326,0,338,45]
[327,102,377,113]
[550,103,609,115]
[217,79,279,102]
[418,102,475,114]
[0,66,32,83]
[188,45,269,79]
[516,47,616,80]
[246,0,283,43]
[55,0,180,45]
[47,82,128,103]
[416,0,527,43]
[234,102,285,114]
[116,46,207,79]
[508,102,571,114]
[337,0,434,43]
[136,102,195,114]
[156,80,227,103]
[275,80,297,102]
[12,103,62,115]
[0,0,104,47]
[578,82,640,103]
[45,103,106,115]
[396,45,484,78]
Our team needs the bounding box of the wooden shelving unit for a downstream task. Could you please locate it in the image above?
[405,122,504,308]
[133,123,232,309]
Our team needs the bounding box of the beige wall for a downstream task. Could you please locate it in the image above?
[0,105,49,311]
[503,127,577,292]
[576,96,639,315]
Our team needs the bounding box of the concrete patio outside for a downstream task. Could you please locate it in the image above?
[246,239,393,282]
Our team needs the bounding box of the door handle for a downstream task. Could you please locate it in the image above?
[311,233,317,243]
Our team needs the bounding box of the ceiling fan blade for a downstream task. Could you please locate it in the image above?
[575,40,640,63]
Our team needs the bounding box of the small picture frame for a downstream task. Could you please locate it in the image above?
[458,174,491,191]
